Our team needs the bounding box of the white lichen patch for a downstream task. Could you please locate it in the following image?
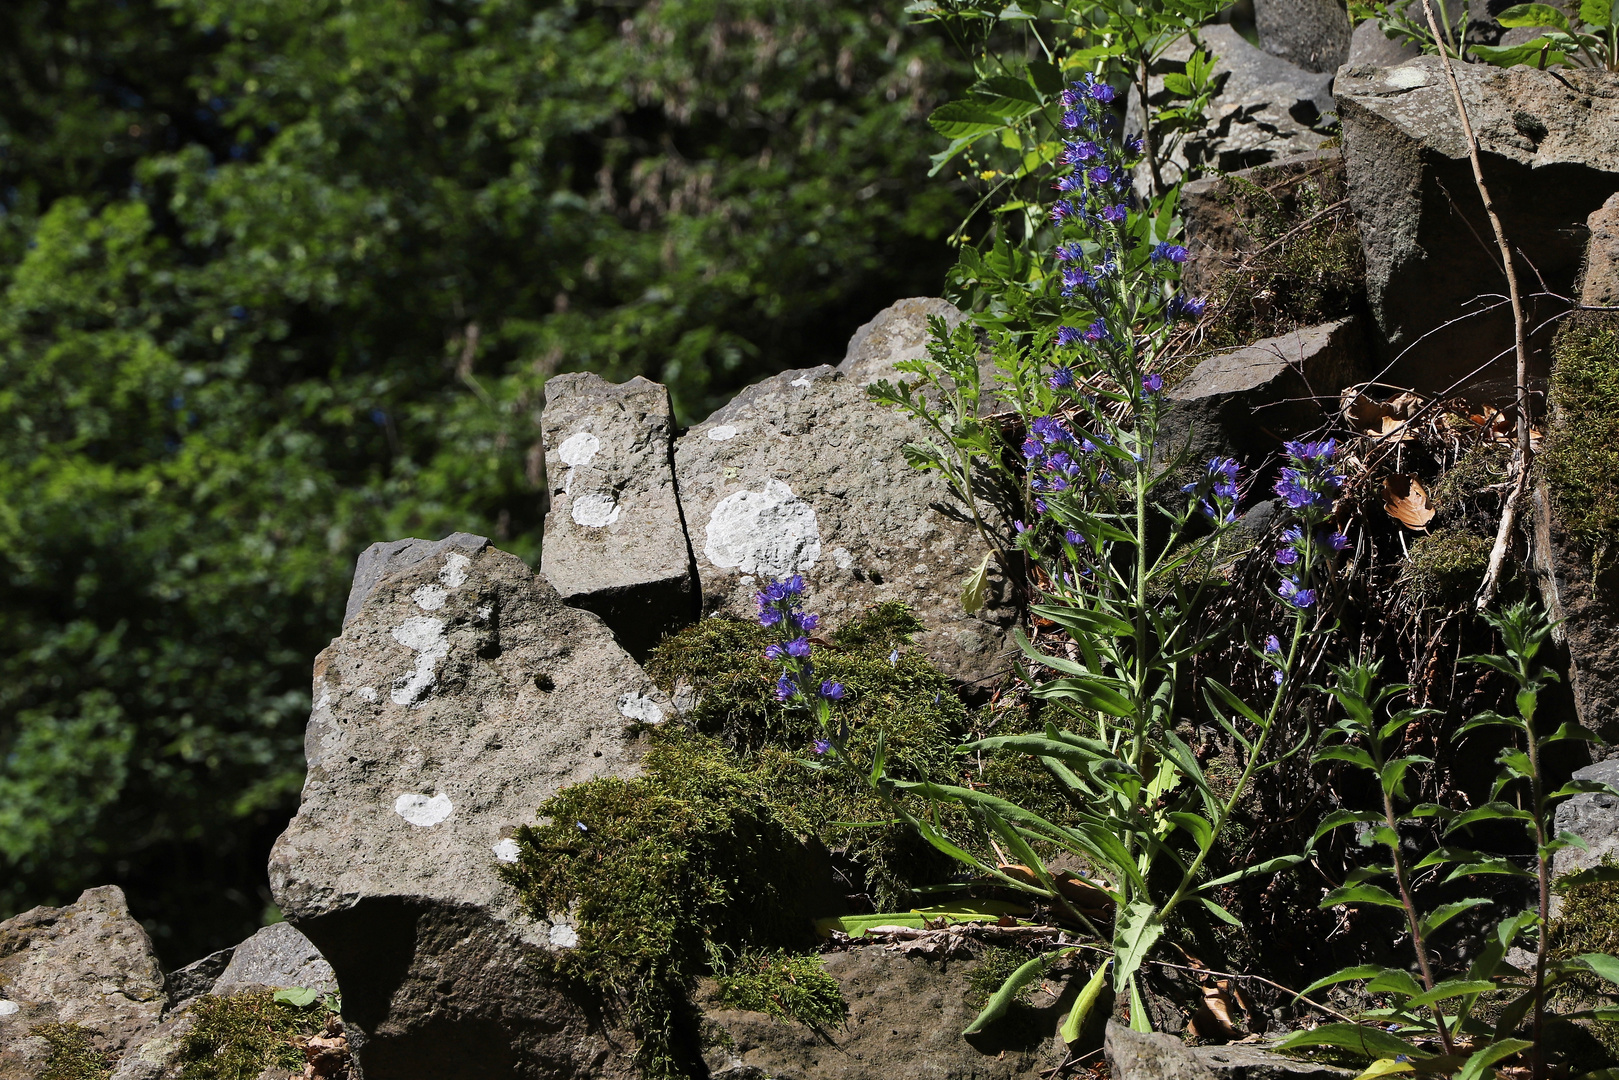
[0,1001,19,1017]
[548,922,581,949]
[411,583,448,611]
[1385,66,1433,90]
[440,551,471,588]
[390,616,449,706]
[571,492,621,528]
[704,479,821,577]
[616,692,665,724]
[832,546,854,570]
[394,792,453,827]
[707,425,739,441]
[557,431,602,467]
[491,837,522,864]
[357,686,379,703]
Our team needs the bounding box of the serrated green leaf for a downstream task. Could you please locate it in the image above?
[1579,0,1615,25]
[1576,953,1619,985]
[961,550,994,615]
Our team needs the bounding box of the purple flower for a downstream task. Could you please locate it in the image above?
[1126,135,1145,155]
[1272,670,1285,686]
[1033,498,1049,514]
[1053,243,1085,263]
[758,606,783,628]
[793,612,819,632]
[1061,267,1098,296]
[1101,203,1128,224]
[1150,243,1189,264]
[1283,439,1337,462]
[1082,319,1109,343]
[820,681,845,700]
[1276,547,1299,566]
[1049,366,1076,390]
[1064,529,1086,545]
[1056,325,1085,347]
[1142,373,1163,394]
[1087,165,1113,185]
[1014,520,1028,534]
[1064,140,1101,164]
[1264,634,1282,654]
[1089,81,1116,103]
[812,738,831,755]
[786,636,811,658]
[1051,200,1077,222]
[1323,531,1351,552]
[775,674,799,701]
[1061,109,1087,131]
[1278,580,1317,609]
[765,643,787,660]
[1022,437,1043,460]
[1201,500,1236,525]
[1032,417,1071,444]
[1167,294,1206,321]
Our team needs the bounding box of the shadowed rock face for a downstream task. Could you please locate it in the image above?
[1336,59,1619,398]
[540,372,698,661]
[269,539,667,1080]
[0,886,166,1080]
[674,363,1016,688]
[1253,0,1351,73]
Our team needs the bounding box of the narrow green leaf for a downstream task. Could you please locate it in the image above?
[273,987,320,1008]
[1321,884,1405,909]
[1497,2,1570,27]
[1060,959,1111,1044]
[1404,979,1497,1010]
[1202,854,1305,888]
[1576,953,1619,985]
[1419,898,1492,938]
[1455,1038,1533,1080]
[1298,965,1398,999]
[963,950,1069,1034]
[1274,1024,1426,1060]
[1031,677,1138,718]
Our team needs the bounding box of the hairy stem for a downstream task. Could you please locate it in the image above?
[1383,785,1458,1055]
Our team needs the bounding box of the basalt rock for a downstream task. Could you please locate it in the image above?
[1254,0,1352,73]
[1163,317,1367,464]
[1105,1021,1353,1080]
[1580,192,1619,309]
[539,371,698,660]
[210,923,336,998]
[836,296,968,386]
[1336,59,1619,397]
[1344,18,1422,69]
[0,886,166,1080]
[673,361,1016,687]
[269,537,666,1080]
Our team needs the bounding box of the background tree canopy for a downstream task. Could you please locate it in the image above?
[0,0,968,964]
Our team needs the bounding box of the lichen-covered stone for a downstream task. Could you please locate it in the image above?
[0,886,166,1080]
[540,372,697,659]
[1336,59,1619,396]
[1343,20,1421,69]
[1553,761,1619,880]
[269,538,666,1079]
[836,297,967,386]
[1581,192,1619,309]
[673,364,1014,686]
[1105,1021,1352,1080]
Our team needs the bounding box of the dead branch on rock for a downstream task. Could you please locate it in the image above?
[1419,0,1535,612]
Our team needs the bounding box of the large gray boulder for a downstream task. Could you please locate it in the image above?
[1336,59,1619,396]
[1255,0,1352,73]
[1134,25,1337,192]
[0,886,166,1080]
[270,537,665,1079]
[1553,761,1619,880]
[1164,318,1367,463]
[837,296,968,386]
[673,360,1015,686]
[539,372,697,659]
[1105,1021,1353,1080]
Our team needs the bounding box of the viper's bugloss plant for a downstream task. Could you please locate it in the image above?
[1285,604,1619,1080]
[868,77,1351,1036]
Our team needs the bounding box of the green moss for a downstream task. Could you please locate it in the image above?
[1435,442,1511,515]
[1197,159,1364,353]
[32,1023,114,1080]
[176,992,336,1080]
[713,949,846,1027]
[965,946,1038,1009]
[1405,529,1494,607]
[503,603,987,1076]
[1549,857,1619,1066]
[1542,314,1619,558]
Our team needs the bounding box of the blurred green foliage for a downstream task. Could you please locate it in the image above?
[0,0,969,962]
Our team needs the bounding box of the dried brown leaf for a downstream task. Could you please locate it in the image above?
[1384,474,1436,530]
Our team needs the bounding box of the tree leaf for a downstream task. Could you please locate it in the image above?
[1383,474,1435,530]
[928,100,1006,140]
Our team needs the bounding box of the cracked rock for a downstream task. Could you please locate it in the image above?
[539,372,697,659]
[269,537,663,1079]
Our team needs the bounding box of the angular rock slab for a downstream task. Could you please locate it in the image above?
[1532,482,1619,749]
[1105,1021,1352,1080]
[674,364,1015,686]
[836,296,968,386]
[1581,192,1619,309]
[540,372,698,660]
[1336,59,1619,396]
[1164,317,1367,463]
[210,922,336,997]
[700,949,1064,1079]
[0,886,166,1080]
[1344,18,1421,69]
[1553,760,1619,881]
[1254,0,1351,73]
[1132,25,1337,192]
[270,538,665,1080]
